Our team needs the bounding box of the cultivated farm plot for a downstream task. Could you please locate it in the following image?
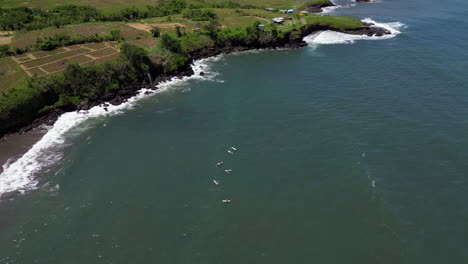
[126,37,157,49]
[12,24,149,50]
[12,41,120,77]
[81,52,120,67]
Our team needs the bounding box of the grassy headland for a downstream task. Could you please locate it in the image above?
[0,0,367,137]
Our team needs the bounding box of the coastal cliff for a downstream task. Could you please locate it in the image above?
[0,19,390,139]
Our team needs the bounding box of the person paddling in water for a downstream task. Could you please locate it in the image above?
[216,161,224,167]
[222,198,236,203]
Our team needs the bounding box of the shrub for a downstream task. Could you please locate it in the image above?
[203,19,221,39]
[34,30,122,51]
[159,34,183,54]
[150,26,161,37]
[175,25,184,37]
[181,8,217,21]
[0,44,12,57]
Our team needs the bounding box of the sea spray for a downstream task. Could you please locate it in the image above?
[303,18,405,45]
[321,1,356,14]
[0,56,223,197]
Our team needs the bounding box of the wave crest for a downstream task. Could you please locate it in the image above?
[303,18,405,45]
[0,57,222,198]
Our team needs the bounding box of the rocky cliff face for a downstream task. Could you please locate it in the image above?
[304,2,336,13]
[0,24,391,139]
[0,89,58,138]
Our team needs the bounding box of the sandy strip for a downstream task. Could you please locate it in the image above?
[0,128,47,174]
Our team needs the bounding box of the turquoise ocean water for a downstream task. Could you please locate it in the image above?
[1,0,468,263]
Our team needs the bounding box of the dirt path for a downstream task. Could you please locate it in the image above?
[0,31,14,45]
[0,36,13,45]
[127,23,185,32]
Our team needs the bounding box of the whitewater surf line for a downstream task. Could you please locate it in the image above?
[303,18,405,45]
[0,19,405,197]
[0,56,223,198]
[321,0,356,14]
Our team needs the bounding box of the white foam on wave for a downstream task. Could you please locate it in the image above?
[321,2,356,14]
[0,57,223,197]
[303,18,405,45]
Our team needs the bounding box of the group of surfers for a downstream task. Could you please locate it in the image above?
[214,146,237,203]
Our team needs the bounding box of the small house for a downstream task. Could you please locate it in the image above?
[279,9,287,13]
[272,17,285,24]
[287,9,294,14]
[258,24,265,30]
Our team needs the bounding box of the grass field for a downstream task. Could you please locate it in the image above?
[304,14,364,29]
[0,57,27,92]
[0,0,159,10]
[0,0,300,10]
[140,8,284,31]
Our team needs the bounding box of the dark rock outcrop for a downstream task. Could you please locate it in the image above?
[304,1,335,13]
[0,20,392,140]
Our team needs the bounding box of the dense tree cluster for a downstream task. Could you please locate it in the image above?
[181,8,217,21]
[34,29,122,51]
[0,0,187,31]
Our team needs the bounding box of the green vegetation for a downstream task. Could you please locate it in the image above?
[0,44,13,57]
[34,29,121,51]
[304,14,364,30]
[0,57,26,92]
[159,33,184,54]
[182,8,217,21]
[11,23,147,51]
[0,0,369,136]
[0,0,258,31]
[150,26,161,37]
[0,1,187,31]
[0,43,153,119]
[0,0,258,10]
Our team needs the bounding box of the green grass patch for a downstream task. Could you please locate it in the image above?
[180,32,214,51]
[304,14,364,30]
[0,56,27,92]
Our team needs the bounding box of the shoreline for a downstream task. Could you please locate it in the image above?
[0,128,47,175]
[0,20,397,198]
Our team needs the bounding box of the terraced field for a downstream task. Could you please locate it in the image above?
[12,24,148,50]
[11,41,120,77]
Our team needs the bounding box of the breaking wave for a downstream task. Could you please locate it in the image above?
[303,18,405,45]
[321,2,356,14]
[0,56,223,198]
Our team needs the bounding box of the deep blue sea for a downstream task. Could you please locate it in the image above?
[1,0,468,263]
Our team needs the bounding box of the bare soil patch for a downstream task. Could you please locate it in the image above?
[0,36,13,45]
[127,23,185,32]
